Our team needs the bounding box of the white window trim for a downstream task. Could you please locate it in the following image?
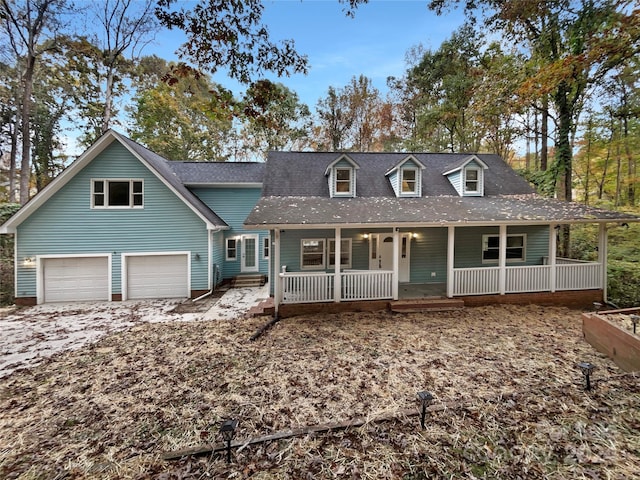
[91,178,144,209]
[262,236,270,259]
[300,238,326,270]
[400,167,419,196]
[463,167,482,195]
[482,234,526,264]
[226,238,238,261]
[333,167,354,197]
[328,238,352,269]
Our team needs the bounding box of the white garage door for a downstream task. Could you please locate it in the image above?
[126,254,189,300]
[43,257,109,303]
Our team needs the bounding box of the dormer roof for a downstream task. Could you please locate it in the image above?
[384,155,426,176]
[324,154,360,176]
[442,154,489,176]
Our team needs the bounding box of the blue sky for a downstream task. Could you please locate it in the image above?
[153,0,466,108]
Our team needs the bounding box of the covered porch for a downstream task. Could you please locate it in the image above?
[272,223,609,309]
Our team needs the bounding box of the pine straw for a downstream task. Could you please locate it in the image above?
[1,304,639,479]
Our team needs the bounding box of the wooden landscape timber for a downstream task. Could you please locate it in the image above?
[582,308,640,372]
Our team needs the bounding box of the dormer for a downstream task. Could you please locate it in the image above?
[325,154,359,198]
[385,155,426,198]
[442,155,488,197]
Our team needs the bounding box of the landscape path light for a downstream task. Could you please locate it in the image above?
[593,302,603,312]
[630,314,639,335]
[577,362,595,391]
[417,391,434,429]
[220,418,238,463]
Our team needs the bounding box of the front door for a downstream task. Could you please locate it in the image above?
[369,233,410,282]
[241,235,259,272]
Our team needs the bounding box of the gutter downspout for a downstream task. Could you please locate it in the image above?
[193,227,223,303]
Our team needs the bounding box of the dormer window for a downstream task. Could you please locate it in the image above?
[464,167,480,194]
[335,168,353,195]
[325,154,359,198]
[401,168,418,195]
[386,155,425,198]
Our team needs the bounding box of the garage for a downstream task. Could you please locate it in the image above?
[124,253,189,300]
[42,256,110,303]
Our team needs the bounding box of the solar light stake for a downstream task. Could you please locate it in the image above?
[220,419,238,463]
[593,302,602,312]
[630,314,639,334]
[578,362,595,391]
[417,391,434,429]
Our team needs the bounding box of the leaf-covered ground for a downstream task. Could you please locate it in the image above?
[1,304,639,479]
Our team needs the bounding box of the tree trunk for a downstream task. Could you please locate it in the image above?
[19,57,36,205]
[101,65,115,134]
[540,95,548,171]
[8,118,18,203]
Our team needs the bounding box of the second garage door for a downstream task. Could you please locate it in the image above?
[42,256,109,303]
[125,254,189,300]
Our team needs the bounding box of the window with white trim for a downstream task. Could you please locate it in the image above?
[226,238,238,261]
[482,234,526,263]
[301,239,325,269]
[464,168,480,194]
[263,237,270,259]
[334,168,353,196]
[92,179,143,208]
[401,168,418,195]
[328,239,352,269]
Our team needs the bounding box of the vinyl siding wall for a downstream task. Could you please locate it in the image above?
[191,187,268,279]
[16,142,210,297]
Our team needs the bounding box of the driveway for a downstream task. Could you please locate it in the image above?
[0,284,269,378]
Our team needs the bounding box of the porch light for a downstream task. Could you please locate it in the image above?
[363,233,369,239]
[412,232,418,239]
[577,362,595,391]
[630,314,639,334]
[219,418,238,463]
[23,257,36,267]
[417,391,434,429]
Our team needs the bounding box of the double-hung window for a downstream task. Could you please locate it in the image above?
[301,239,326,269]
[328,239,352,269]
[401,168,418,195]
[92,179,143,208]
[262,237,270,259]
[226,239,238,261]
[482,234,526,263]
[334,168,352,195]
[464,168,480,194]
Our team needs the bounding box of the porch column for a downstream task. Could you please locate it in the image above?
[549,224,557,292]
[447,225,455,297]
[598,223,608,302]
[334,227,342,303]
[498,224,507,295]
[273,228,281,314]
[392,228,400,300]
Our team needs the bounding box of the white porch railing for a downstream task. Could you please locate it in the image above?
[453,266,500,296]
[342,270,393,301]
[281,272,334,304]
[453,261,602,296]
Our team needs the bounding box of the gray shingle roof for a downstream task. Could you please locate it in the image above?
[245,151,639,227]
[167,161,265,184]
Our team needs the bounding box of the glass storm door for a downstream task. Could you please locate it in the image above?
[241,235,259,272]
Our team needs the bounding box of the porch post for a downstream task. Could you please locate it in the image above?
[549,224,557,292]
[392,228,400,300]
[273,228,281,314]
[447,225,455,297]
[499,224,507,295]
[334,227,342,303]
[598,223,608,302]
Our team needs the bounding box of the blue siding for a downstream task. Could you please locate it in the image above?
[16,142,210,297]
[447,170,463,195]
[408,227,448,283]
[191,187,268,279]
[454,225,549,268]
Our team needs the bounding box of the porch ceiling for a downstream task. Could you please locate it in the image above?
[245,194,640,227]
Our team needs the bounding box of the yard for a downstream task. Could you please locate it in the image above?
[1,303,639,479]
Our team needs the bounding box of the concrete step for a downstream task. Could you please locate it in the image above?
[389,298,464,313]
[232,274,266,288]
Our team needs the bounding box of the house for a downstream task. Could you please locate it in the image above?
[244,151,639,316]
[0,130,270,305]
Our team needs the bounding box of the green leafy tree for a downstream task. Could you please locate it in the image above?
[128,63,235,161]
[240,80,311,161]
